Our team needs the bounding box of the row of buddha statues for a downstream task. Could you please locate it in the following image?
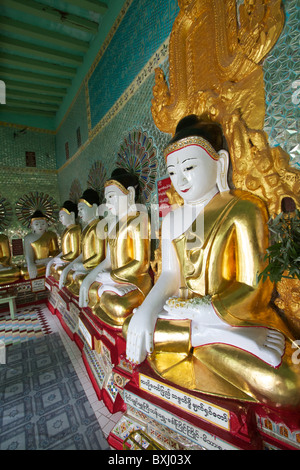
[0,116,299,410]
[0,215,59,284]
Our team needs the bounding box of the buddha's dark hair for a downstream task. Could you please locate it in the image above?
[108,168,140,201]
[31,210,47,220]
[62,200,78,218]
[80,188,100,206]
[167,114,225,152]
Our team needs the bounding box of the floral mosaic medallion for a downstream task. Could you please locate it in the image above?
[87,161,107,203]
[15,192,59,227]
[69,179,82,204]
[0,194,13,231]
[116,129,158,203]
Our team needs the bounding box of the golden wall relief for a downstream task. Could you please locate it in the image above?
[151,0,300,334]
[151,0,299,216]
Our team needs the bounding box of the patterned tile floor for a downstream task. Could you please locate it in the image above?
[44,305,124,443]
[0,305,52,346]
[2,304,123,446]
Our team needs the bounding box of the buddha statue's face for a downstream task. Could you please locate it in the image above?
[59,210,73,227]
[104,184,129,216]
[31,218,48,235]
[167,144,218,204]
[78,202,95,223]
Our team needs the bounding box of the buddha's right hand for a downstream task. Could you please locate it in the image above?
[59,266,69,289]
[73,262,84,271]
[28,263,37,280]
[79,275,93,307]
[45,259,53,277]
[126,307,157,364]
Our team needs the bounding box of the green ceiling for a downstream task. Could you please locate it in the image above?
[0,0,126,130]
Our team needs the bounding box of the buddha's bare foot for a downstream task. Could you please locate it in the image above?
[192,325,285,368]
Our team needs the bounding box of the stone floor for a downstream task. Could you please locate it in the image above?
[4,303,123,445]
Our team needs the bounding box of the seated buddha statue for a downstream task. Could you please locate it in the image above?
[0,233,21,284]
[59,189,106,296]
[46,200,81,282]
[78,169,152,328]
[21,210,59,280]
[124,115,300,409]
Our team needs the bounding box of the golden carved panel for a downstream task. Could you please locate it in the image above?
[151,0,299,216]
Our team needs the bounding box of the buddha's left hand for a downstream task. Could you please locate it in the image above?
[46,258,54,277]
[126,305,158,364]
[28,263,38,279]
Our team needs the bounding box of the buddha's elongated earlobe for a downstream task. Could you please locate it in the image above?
[92,203,99,218]
[216,149,230,192]
[127,186,136,207]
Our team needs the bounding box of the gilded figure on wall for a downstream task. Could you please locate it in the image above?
[151,0,299,214]
[124,0,300,408]
[151,0,300,352]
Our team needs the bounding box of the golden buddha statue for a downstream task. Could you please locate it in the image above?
[79,169,152,328]
[21,210,59,280]
[0,233,21,284]
[60,189,106,297]
[46,200,81,282]
[124,116,300,409]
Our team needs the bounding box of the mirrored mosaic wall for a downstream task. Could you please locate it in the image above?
[263,0,299,163]
[57,0,299,208]
[0,0,298,243]
[0,125,60,237]
[57,57,171,207]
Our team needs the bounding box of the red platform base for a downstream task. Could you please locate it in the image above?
[42,278,300,451]
[120,361,261,450]
[77,308,132,414]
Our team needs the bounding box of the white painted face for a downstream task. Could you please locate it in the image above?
[59,210,73,227]
[104,184,129,216]
[78,202,95,223]
[166,145,218,204]
[31,219,48,235]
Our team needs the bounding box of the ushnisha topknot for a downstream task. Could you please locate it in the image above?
[61,200,78,217]
[105,168,140,201]
[30,210,48,222]
[164,115,225,161]
[78,188,100,208]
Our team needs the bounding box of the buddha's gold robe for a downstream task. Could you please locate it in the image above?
[21,231,59,280]
[0,234,21,284]
[50,224,81,281]
[89,211,152,327]
[65,219,106,296]
[127,190,300,408]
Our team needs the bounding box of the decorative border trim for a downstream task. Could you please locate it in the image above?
[164,137,220,161]
[0,121,55,134]
[85,0,134,134]
[57,136,90,173]
[58,38,170,174]
[58,0,134,135]
[87,38,169,139]
[87,0,134,83]
[0,166,57,175]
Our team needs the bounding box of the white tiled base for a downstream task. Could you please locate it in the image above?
[38,304,124,441]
